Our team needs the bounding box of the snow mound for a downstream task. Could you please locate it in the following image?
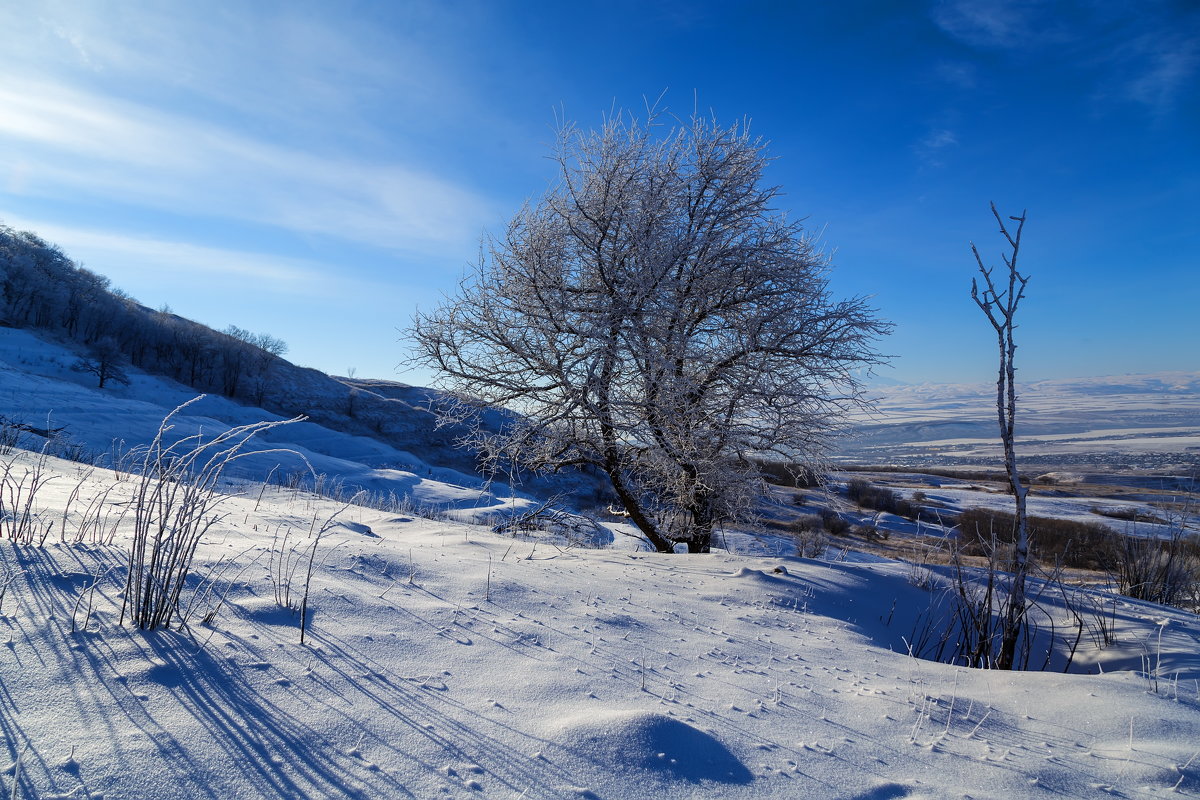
[231,597,302,626]
[335,520,379,538]
[553,709,752,784]
[729,565,789,582]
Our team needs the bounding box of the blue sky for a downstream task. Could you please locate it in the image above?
[1,0,1196,385]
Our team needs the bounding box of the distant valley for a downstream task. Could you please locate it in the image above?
[841,373,1200,474]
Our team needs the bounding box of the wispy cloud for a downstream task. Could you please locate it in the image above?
[934,61,978,89]
[0,2,499,259]
[1,2,453,132]
[0,214,334,293]
[931,0,1071,49]
[915,128,959,166]
[0,80,495,256]
[1114,31,1198,115]
[930,0,1199,115]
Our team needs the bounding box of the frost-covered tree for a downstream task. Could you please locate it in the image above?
[413,109,888,553]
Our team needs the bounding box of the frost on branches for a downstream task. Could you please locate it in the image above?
[413,110,888,553]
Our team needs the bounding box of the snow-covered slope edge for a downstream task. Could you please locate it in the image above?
[0,326,515,512]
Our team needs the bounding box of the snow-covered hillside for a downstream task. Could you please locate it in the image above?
[0,325,532,514]
[2,448,1199,799]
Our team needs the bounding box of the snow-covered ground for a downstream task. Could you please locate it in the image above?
[4,325,1200,797]
[2,448,1199,800]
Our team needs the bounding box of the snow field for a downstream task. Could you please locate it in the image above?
[0,451,1198,799]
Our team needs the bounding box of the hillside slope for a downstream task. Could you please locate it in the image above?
[0,326,515,512]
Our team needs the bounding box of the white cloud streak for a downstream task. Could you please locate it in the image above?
[1,214,333,293]
[0,79,493,256]
[1116,32,1198,114]
[931,0,1063,50]
[913,127,959,167]
[0,2,498,259]
[930,0,1199,114]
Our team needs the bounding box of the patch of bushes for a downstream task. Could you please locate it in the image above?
[819,508,850,536]
[792,515,822,533]
[955,508,1200,608]
[839,464,1034,484]
[1111,529,1200,608]
[854,523,888,540]
[793,525,828,559]
[1089,505,1166,525]
[955,507,1119,571]
[792,509,850,537]
[846,478,922,520]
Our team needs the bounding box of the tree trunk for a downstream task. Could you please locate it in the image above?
[604,464,675,553]
[996,326,1029,670]
[687,496,715,553]
[971,203,1030,671]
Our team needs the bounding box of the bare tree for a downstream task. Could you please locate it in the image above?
[221,325,288,401]
[412,108,888,553]
[970,202,1030,670]
[71,336,131,389]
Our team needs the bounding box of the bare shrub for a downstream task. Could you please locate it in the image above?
[854,523,888,540]
[794,525,828,559]
[906,544,940,591]
[792,514,822,533]
[490,495,566,536]
[819,508,850,536]
[0,417,24,456]
[958,506,1200,612]
[270,525,307,611]
[846,477,921,520]
[1112,523,1200,610]
[909,536,1082,671]
[758,461,824,489]
[0,451,55,545]
[299,495,363,645]
[490,495,612,549]
[120,397,304,630]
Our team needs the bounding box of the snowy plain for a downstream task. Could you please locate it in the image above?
[843,374,1200,470]
[2,327,1200,799]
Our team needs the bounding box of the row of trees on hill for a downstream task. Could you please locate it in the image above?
[0,224,287,401]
